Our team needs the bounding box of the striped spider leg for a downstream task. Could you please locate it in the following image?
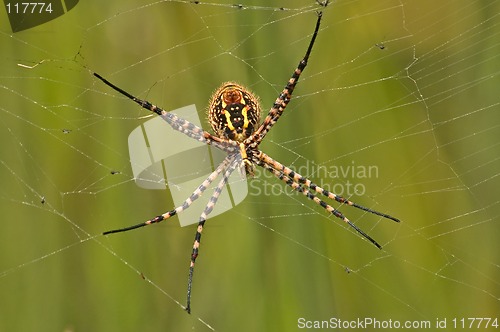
[185,154,240,313]
[102,154,237,235]
[254,151,400,249]
[105,152,241,314]
[245,11,322,149]
[93,73,240,155]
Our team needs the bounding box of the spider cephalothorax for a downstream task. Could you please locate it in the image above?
[208,82,261,142]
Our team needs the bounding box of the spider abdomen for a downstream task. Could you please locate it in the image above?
[208,82,261,142]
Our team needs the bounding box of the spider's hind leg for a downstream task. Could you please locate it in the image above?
[186,218,205,314]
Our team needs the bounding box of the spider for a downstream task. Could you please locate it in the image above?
[94,10,399,314]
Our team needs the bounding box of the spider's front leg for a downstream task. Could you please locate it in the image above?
[93,73,240,154]
[248,11,323,146]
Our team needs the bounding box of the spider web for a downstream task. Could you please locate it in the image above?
[1,0,499,331]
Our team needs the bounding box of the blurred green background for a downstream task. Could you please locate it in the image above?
[1,1,499,331]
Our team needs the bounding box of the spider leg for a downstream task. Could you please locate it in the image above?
[103,155,234,235]
[256,152,400,249]
[93,73,239,154]
[259,159,382,249]
[248,11,323,146]
[185,158,239,314]
[258,152,400,223]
